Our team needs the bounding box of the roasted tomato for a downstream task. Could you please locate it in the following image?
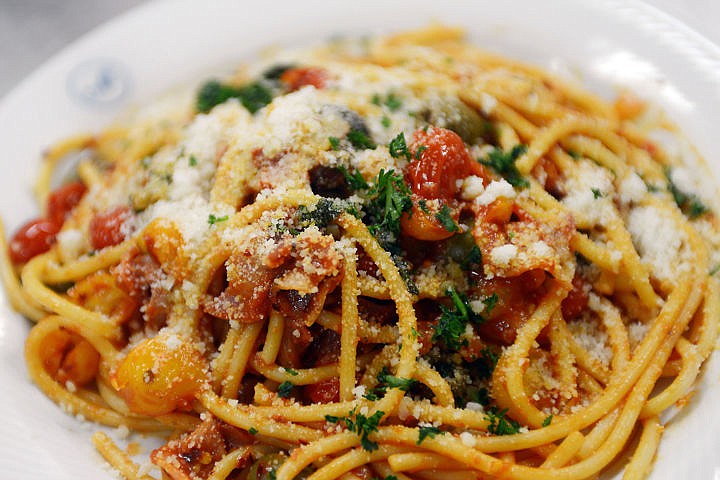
[8,218,60,263]
[401,127,485,241]
[89,205,133,250]
[47,181,86,225]
[280,66,329,91]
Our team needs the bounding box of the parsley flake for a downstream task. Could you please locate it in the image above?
[417,426,445,445]
[388,132,411,160]
[381,116,392,128]
[414,145,428,160]
[484,407,521,435]
[542,415,553,427]
[208,214,228,225]
[665,167,709,219]
[196,80,273,114]
[248,427,258,435]
[433,287,483,350]
[480,144,529,188]
[345,409,384,451]
[482,293,499,314]
[277,381,294,398]
[188,155,198,167]
[435,204,459,233]
[365,169,413,246]
[377,367,417,392]
[591,188,604,199]
[328,136,341,150]
[347,129,377,150]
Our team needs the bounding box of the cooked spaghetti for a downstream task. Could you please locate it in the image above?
[2,26,719,480]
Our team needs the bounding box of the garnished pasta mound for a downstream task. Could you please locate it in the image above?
[2,26,719,480]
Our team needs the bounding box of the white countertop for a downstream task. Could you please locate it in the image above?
[1,0,718,98]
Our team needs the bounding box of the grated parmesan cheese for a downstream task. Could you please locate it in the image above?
[475,179,516,206]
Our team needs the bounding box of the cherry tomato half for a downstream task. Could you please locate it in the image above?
[406,127,478,201]
[280,66,329,91]
[8,218,60,264]
[89,206,132,250]
[47,181,87,226]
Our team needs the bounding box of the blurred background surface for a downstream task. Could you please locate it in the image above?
[1,0,719,98]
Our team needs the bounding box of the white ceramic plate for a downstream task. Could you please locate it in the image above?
[2,0,719,478]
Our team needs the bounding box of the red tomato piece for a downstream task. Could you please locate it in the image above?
[280,67,329,91]
[304,377,339,404]
[47,181,87,226]
[89,206,132,250]
[406,127,477,201]
[8,218,60,264]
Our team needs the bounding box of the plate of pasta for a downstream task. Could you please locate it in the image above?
[1,1,720,479]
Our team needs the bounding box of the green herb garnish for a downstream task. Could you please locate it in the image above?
[432,287,483,350]
[208,214,229,225]
[665,166,709,219]
[416,426,445,445]
[347,129,377,150]
[196,80,273,114]
[277,381,294,398]
[435,204,459,233]
[377,366,417,392]
[484,407,521,435]
[388,132,411,160]
[480,144,529,188]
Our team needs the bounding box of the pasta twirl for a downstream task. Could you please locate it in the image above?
[3,27,719,480]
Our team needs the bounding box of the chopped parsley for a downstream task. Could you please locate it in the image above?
[376,366,417,392]
[433,287,483,350]
[277,381,294,398]
[710,264,720,276]
[461,246,482,271]
[248,427,258,435]
[340,167,417,293]
[328,136,341,150]
[434,204,459,233]
[416,426,445,445]
[365,169,413,246]
[339,166,369,191]
[483,293,499,314]
[381,116,392,128]
[188,155,198,167]
[208,214,229,225]
[296,198,345,229]
[542,415,553,427]
[484,407,521,435]
[371,92,402,111]
[479,144,529,188]
[388,132,411,160]
[384,93,403,111]
[363,391,379,401]
[665,167,709,219]
[414,145,428,160]
[418,199,430,214]
[347,128,377,150]
[591,188,604,199]
[196,80,273,114]
[284,367,299,376]
[326,408,384,451]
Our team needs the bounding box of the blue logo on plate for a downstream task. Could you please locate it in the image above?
[66,59,132,107]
